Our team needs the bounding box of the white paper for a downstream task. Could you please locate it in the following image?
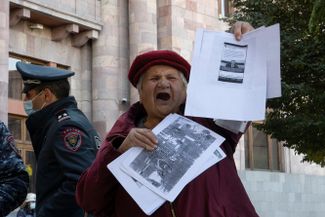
[264,24,281,98]
[185,29,268,121]
[121,114,225,202]
[227,24,281,98]
[107,114,226,215]
[108,150,165,215]
[107,145,226,215]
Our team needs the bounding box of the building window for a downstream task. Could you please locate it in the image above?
[245,124,284,171]
[9,57,23,100]
[9,55,48,101]
[8,115,36,192]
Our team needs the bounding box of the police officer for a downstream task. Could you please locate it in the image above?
[16,62,101,217]
[0,121,29,216]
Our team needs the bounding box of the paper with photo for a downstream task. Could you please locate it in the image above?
[108,145,226,215]
[120,114,225,202]
[226,24,281,98]
[108,150,165,215]
[185,24,281,121]
[185,30,266,121]
[185,29,268,121]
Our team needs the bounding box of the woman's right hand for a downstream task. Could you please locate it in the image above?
[118,128,158,153]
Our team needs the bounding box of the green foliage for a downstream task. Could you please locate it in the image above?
[228,0,325,166]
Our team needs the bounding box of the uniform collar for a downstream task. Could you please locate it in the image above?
[26,96,77,130]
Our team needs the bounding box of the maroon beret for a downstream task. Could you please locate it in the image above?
[128,50,191,87]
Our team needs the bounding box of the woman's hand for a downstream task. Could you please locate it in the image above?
[118,128,158,153]
[231,21,254,40]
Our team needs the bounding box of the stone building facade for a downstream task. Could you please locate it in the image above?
[1,1,324,216]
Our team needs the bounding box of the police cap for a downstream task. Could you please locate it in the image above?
[16,62,75,93]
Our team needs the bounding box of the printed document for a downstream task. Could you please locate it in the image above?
[185,24,281,121]
[107,114,226,214]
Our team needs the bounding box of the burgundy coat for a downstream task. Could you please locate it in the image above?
[76,102,259,217]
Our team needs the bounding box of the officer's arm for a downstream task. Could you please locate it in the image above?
[0,122,29,216]
[37,125,97,216]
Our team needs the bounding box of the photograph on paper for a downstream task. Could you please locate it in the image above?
[129,115,216,191]
[108,144,226,215]
[107,150,165,215]
[121,114,225,201]
[218,42,248,84]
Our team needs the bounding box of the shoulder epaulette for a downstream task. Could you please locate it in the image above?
[56,109,71,122]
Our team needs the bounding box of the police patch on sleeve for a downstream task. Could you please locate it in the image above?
[63,128,82,152]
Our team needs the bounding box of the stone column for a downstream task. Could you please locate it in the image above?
[117,0,130,114]
[157,0,173,50]
[92,0,129,137]
[79,42,92,120]
[0,0,9,122]
[128,0,158,103]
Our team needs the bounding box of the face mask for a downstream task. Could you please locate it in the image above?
[23,100,34,116]
[29,201,36,209]
[23,91,44,116]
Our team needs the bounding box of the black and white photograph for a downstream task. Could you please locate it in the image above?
[108,114,226,212]
[218,42,248,83]
[129,115,217,193]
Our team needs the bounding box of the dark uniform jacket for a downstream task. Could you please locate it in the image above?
[76,102,259,217]
[0,122,29,216]
[26,96,100,217]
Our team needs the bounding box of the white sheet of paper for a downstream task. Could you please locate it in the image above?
[108,150,165,215]
[107,145,226,215]
[264,24,281,98]
[222,24,281,98]
[185,29,268,121]
[120,114,225,202]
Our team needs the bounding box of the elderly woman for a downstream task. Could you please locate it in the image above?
[76,22,259,217]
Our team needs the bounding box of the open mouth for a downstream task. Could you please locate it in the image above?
[156,92,171,101]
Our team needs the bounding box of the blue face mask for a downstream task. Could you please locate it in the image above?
[23,100,35,116]
[23,91,44,116]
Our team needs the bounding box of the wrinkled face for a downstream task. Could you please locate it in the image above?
[139,65,187,121]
